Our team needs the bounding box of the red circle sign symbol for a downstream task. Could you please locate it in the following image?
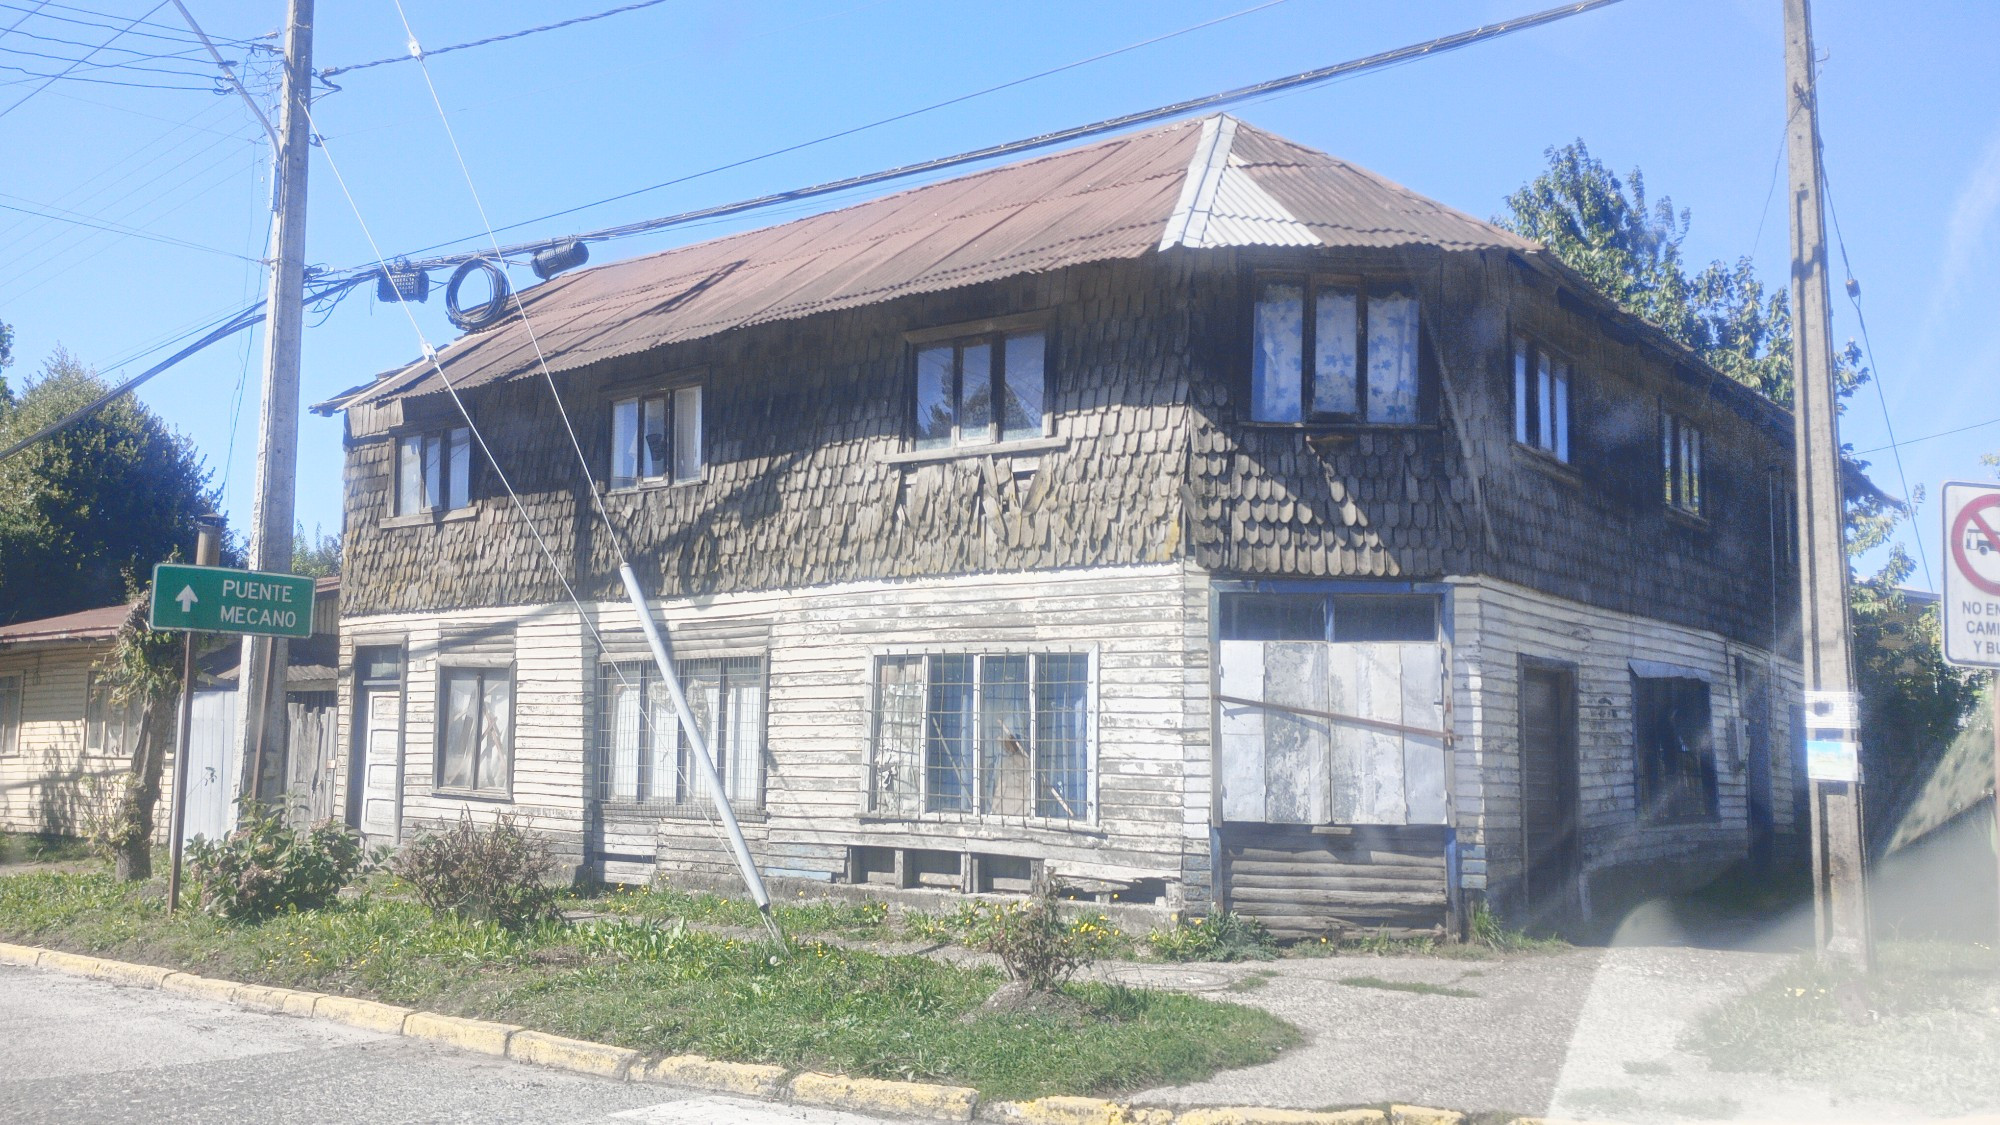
[1952,493,2000,597]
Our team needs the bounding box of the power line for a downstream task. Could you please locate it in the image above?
[318,0,674,79]
[0,23,209,60]
[0,193,262,261]
[0,0,264,49]
[0,41,225,78]
[0,0,176,118]
[347,0,1628,279]
[1852,416,2000,458]
[1822,165,1934,591]
[0,59,215,89]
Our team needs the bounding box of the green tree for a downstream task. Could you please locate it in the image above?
[0,348,217,623]
[291,522,341,577]
[0,317,14,406]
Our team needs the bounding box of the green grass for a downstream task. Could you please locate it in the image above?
[1686,940,2000,1116]
[0,832,97,867]
[0,871,1295,1100]
[1337,975,1480,998]
[589,883,898,941]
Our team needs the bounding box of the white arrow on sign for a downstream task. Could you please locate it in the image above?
[175,586,198,613]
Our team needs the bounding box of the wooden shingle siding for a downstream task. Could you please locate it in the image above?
[1219,823,1451,938]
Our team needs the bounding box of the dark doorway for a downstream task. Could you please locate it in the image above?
[1519,661,1580,931]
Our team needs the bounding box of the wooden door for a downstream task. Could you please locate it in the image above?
[1519,662,1579,929]
[354,686,402,843]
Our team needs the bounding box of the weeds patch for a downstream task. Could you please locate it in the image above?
[0,870,1293,1100]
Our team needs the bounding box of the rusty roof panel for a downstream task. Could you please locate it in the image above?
[327,116,1535,411]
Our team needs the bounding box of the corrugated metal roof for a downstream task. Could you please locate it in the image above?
[324,114,1536,411]
[0,602,132,647]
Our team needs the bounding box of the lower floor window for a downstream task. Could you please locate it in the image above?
[439,665,512,795]
[1633,675,1715,820]
[597,657,763,809]
[871,651,1091,819]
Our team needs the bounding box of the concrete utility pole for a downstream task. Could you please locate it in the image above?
[1783,0,1871,967]
[236,0,313,808]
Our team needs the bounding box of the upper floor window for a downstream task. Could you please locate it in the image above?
[438,664,511,796]
[1513,336,1571,462]
[870,650,1091,820]
[597,657,764,810]
[1663,412,1705,517]
[913,329,1046,450]
[611,385,702,489]
[395,426,471,515]
[1251,275,1422,424]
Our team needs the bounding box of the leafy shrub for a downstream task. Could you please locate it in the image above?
[392,813,561,929]
[969,879,1107,993]
[185,803,363,921]
[1145,911,1277,962]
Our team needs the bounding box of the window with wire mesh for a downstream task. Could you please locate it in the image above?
[870,652,1090,820]
[596,657,763,811]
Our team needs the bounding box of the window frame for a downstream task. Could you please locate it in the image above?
[1662,410,1707,518]
[1632,674,1718,822]
[0,673,20,757]
[392,425,473,516]
[608,381,704,490]
[865,647,1097,825]
[1512,335,1573,463]
[593,656,765,814]
[905,316,1052,452]
[433,662,514,799]
[83,671,141,758]
[1248,271,1430,426]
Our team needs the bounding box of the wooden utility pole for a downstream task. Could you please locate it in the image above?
[167,517,223,914]
[1783,0,1871,967]
[236,0,313,809]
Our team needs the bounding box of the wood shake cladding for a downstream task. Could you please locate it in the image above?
[341,249,1792,651]
[341,260,1191,617]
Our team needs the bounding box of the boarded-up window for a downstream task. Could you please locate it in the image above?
[596,657,762,809]
[1634,675,1715,820]
[438,666,511,795]
[911,330,1048,450]
[870,652,1091,820]
[1217,593,1445,827]
[1513,336,1571,462]
[0,674,20,756]
[1251,276,1423,423]
[394,426,471,514]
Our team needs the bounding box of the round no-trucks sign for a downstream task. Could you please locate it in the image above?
[1943,480,2000,668]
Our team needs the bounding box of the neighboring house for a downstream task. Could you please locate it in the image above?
[314,114,1808,936]
[0,578,343,843]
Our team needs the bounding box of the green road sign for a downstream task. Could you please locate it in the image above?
[149,563,315,638]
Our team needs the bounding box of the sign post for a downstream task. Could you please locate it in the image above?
[150,558,313,912]
[1940,479,2000,949]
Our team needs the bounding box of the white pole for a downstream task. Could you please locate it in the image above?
[617,564,781,938]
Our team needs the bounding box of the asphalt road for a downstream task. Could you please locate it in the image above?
[0,965,896,1125]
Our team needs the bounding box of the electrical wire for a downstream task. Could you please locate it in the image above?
[0,0,265,49]
[0,40,221,77]
[347,0,1628,278]
[0,60,214,88]
[1852,416,2000,458]
[0,193,261,261]
[1821,166,1934,590]
[318,0,674,78]
[0,0,173,119]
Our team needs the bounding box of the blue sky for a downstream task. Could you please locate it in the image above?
[2,0,1994,589]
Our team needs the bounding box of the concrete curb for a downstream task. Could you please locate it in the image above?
[8,942,1536,1125]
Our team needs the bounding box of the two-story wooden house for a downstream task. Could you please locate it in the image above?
[314,115,1806,936]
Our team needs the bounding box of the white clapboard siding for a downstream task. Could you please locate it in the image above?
[1447,574,1801,900]
[0,648,131,837]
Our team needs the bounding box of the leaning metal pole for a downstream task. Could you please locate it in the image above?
[617,564,783,944]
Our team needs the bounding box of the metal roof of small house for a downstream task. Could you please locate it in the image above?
[317,115,1537,412]
[0,602,132,648]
